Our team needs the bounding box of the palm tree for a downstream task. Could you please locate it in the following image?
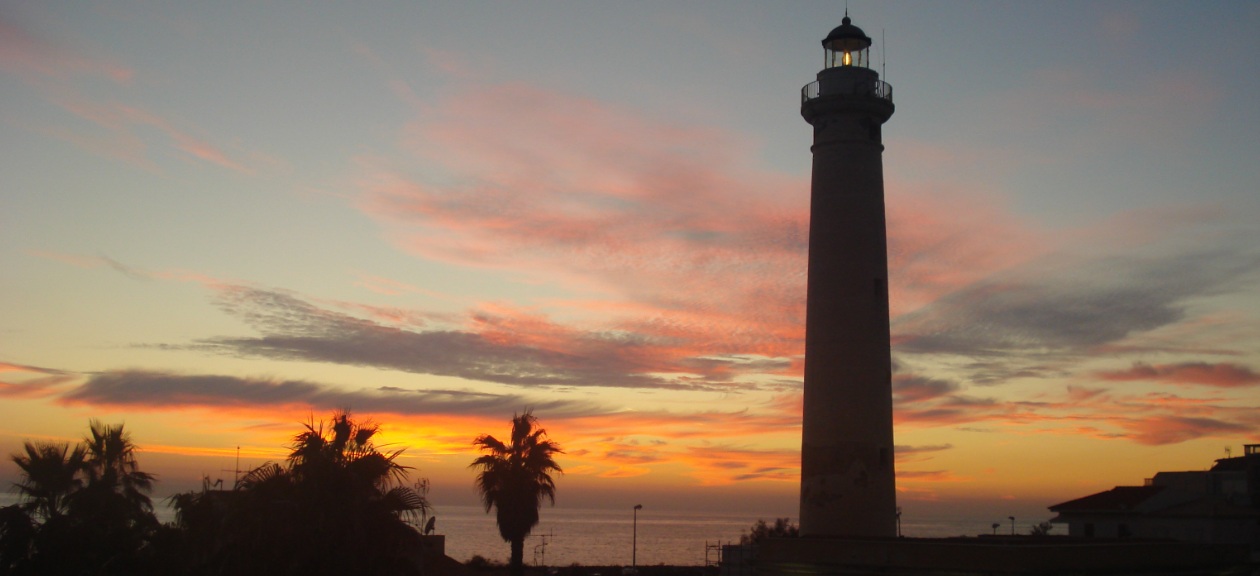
[470,410,563,576]
[4,422,160,575]
[284,412,428,574]
[65,421,159,574]
[80,420,155,514]
[170,411,428,576]
[10,441,87,522]
[0,503,37,574]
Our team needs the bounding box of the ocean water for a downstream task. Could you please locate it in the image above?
[433,505,750,567]
[2,492,1046,567]
[427,505,1037,567]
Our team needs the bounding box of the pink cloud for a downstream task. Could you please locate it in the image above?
[0,14,134,83]
[1065,386,1108,402]
[0,362,77,399]
[884,145,1050,315]
[893,375,959,404]
[1120,415,1252,446]
[60,99,250,173]
[1096,361,1260,388]
[1,15,248,173]
[359,82,810,362]
[358,82,1059,376]
[342,80,1260,450]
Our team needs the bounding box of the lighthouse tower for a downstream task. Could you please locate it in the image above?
[798,13,896,538]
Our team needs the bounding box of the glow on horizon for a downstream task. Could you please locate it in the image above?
[2,1,1260,520]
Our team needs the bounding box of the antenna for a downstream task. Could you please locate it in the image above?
[882,28,887,82]
[220,446,244,489]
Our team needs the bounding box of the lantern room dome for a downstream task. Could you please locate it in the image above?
[822,16,872,52]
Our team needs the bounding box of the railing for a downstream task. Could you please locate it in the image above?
[801,79,893,104]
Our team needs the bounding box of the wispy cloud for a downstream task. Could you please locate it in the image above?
[1,12,250,173]
[889,369,1260,447]
[0,362,76,399]
[894,248,1260,367]
[1120,414,1254,446]
[45,96,251,173]
[187,284,767,390]
[0,12,133,83]
[1095,362,1260,388]
[359,82,808,355]
[60,370,598,419]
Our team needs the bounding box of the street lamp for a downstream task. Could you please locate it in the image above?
[1009,516,1015,536]
[633,504,643,570]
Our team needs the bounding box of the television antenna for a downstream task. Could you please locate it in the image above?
[532,530,554,567]
[219,446,244,489]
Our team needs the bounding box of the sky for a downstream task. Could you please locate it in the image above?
[2,1,1260,524]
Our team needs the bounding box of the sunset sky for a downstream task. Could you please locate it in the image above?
[3,1,1259,523]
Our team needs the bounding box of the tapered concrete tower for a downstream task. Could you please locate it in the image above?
[798,13,896,538]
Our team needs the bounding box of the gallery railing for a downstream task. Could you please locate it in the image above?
[801,79,893,104]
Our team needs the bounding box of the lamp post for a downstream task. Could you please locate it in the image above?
[633,504,643,570]
[1009,516,1015,536]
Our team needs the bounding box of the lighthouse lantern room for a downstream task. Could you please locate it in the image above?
[823,15,872,69]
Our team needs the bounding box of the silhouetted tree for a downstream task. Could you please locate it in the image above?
[171,411,429,576]
[740,517,799,545]
[1029,521,1054,536]
[2,422,159,575]
[10,442,86,522]
[80,420,156,514]
[0,504,36,574]
[471,410,563,576]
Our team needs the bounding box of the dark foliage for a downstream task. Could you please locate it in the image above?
[1,422,161,576]
[169,411,429,576]
[739,517,798,545]
[471,410,564,576]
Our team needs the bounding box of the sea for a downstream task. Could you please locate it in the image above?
[413,504,1043,567]
[1,492,1048,566]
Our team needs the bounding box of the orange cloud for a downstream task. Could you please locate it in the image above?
[897,470,967,484]
[0,362,77,399]
[1120,415,1252,446]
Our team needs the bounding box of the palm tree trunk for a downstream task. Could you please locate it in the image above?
[510,537,525,576]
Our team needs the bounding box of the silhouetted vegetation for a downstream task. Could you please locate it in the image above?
[1029,521,1054,536]
[169,411,429,575]
[471,410,564,576]
[2,413,430,576]
[739,517,799,545]
[465,554,505,569]
[0,421,160,575]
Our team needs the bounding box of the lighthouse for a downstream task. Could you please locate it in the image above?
[798,13,896,538]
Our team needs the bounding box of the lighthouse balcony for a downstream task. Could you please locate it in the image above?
[801,78,892,104]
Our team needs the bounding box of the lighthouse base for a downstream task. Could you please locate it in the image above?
[755,536,1252,576]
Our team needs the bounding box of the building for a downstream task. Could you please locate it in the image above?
[1048,444,1260,546]
[757,15,1255,574]
[797,11,897,539]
